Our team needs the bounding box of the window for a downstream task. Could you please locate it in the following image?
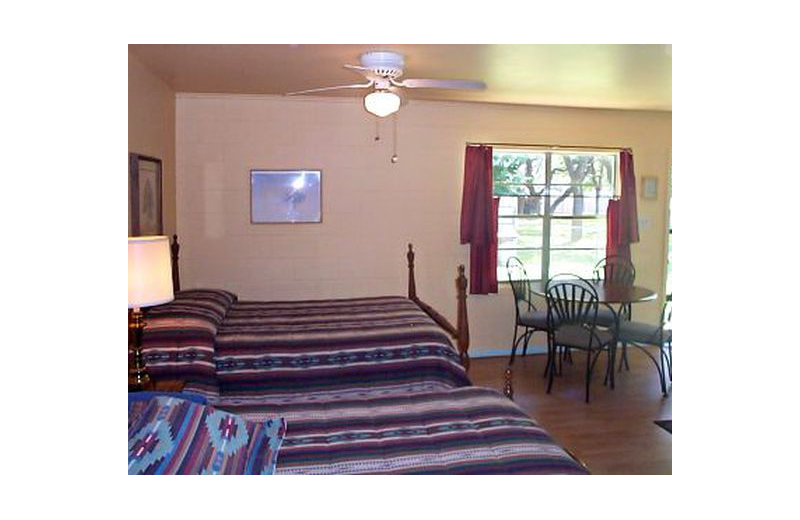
[494,149,618,281]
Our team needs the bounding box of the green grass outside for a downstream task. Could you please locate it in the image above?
[498,217,605,281]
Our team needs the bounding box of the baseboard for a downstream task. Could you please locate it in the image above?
[471,345,548,359]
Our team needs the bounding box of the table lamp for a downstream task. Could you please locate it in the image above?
[128,236,174,390]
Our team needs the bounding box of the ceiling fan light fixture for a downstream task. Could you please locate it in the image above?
[364,91,400,117]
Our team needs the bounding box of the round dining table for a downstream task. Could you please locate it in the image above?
[528,279,657,306]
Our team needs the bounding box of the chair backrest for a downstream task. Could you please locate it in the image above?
[545,274,599,329]
[662,293,672,330]
[593,255,636,285]
[546,272,594,291]
[506,257,533,315]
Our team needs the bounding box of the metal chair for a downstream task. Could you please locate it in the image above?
[545,275,618,403]
[593,255,636,286]
[506,257,549,365]
[616,294,672,396]
[542,273,591,376]
[593,255,636,370]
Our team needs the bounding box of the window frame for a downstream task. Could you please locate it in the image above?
[495,148,619,282]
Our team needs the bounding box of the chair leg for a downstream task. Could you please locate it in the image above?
[543,351,550,378]
[510,325,519,365]
[618,342,630,372]
[546,342,556,394]
[667,340,672,381]
[585,349,592,403]
[543,332,552,378]
[658,345,668,396]
[609,344,616,390]
[522,327,531,357]
[624,346,630,371]
[629,342,668,397]
[604,343,615,387]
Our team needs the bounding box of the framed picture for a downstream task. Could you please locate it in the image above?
[250,170,322,224]
[129,154,163,236]
[642,176,658,200]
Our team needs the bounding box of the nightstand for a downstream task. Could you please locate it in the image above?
[153,380,185,393]
[129,380,185,393]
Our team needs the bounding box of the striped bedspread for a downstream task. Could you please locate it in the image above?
[211,386,587,475]
[139,290,231,391]
[213,296,471,396]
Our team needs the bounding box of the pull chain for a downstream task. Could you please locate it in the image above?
[391,112,398,164]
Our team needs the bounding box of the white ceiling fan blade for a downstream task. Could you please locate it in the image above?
[343,64,372,73]
[344,64,382,82]
[286,82,373,96]
[393,78,486,90]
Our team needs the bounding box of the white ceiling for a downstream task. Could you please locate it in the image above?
[129,44,672,111]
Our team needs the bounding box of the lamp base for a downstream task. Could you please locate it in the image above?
[129,308,151,392]
[128,370,152,392]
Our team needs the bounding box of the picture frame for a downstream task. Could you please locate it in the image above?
[642,176,658,200]
[129,153,163,236]
[250,169,322,224]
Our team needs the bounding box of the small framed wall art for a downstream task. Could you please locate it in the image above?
[641,176,658,200]
[250,169,322,224]
[129,153,163,236]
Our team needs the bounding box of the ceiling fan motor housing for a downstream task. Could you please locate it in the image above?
[360,51,404,78]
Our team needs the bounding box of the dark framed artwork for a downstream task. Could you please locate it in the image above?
[250,170,322,224]
[129,153,163,236]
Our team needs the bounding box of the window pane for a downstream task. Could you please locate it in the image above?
[493,152,547,196]
[551,153,617,197]
[498,249,542,282]
[548,186,611,217]
[549,249,605,280]
[549,218,606,249]
[498,217,543,249]
[498,194,546,217]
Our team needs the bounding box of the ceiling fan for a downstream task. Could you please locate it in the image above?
[286,51,487,117]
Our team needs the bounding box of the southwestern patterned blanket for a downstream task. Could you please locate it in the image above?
[212,296,470,396]
[142,293,469,396]
[211,386,587,474]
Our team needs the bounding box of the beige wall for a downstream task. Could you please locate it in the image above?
[175,94,671,357]
[128,51,176,236]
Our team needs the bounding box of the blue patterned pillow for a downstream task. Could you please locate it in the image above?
[128,392,208,429]
[128,396,286,475]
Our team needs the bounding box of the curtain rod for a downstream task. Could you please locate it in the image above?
[466,142,631,152]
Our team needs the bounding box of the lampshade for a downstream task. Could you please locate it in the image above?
[128,236,174,309]
[364,91,400,117]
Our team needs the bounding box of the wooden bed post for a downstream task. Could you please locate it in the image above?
[170,234,180,293]
[404,244,471,370]
[456,265,470,370]
[407,243,416,300]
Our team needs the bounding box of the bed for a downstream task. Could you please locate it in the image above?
[132,236,586,474]
[212,386,584,474]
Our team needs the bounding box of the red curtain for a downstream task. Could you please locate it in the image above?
[606,150,640,260]
[460,145,498,294]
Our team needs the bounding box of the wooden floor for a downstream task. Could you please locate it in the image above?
[469,348,672,474]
